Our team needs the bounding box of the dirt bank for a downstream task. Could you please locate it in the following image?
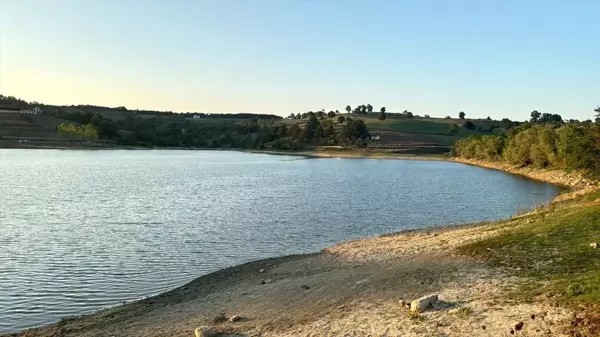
[6,222,573,337]
[247,148,446,161]
[452,158,597,189]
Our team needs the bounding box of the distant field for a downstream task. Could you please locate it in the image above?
[361,116,476,136]
[374,130,461,146]
[188,117,246,124]
[352,115,498,138]
[29,114,80,130]
[0,111,60,138]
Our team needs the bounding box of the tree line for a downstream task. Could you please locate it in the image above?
[452,108,600,175]
[0,95,281,120]
[3,95,372,150]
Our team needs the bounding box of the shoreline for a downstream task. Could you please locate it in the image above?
[0,145,447,161]
[244,148,447,161]
[451,158,597,190]
[4,160,596,337]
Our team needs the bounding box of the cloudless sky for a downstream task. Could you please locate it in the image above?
[0,0,598,120]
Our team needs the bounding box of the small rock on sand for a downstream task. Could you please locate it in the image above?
[212,313,227,324]
[258,268,265,273]
[194,326,216,337]
[410,294,438,312]
[229,314,243,322]
[301,285,310,290]
[261,278,273,284]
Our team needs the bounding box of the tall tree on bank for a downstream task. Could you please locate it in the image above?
[345,105,351,114]
[594,106,600,122]
[378,108,387,120]
[459,111,466,119]
[366,104,373,113]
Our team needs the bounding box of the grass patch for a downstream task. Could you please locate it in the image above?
[450,306,472,318]
[407,310,425,323]
[362,117,487,137]
[457,189,600,306]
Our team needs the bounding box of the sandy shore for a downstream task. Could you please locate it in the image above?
[7,221,573,337]
[5,159,591,337]
[247,149,447,161]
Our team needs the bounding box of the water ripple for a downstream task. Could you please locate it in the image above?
[0,149,558,332]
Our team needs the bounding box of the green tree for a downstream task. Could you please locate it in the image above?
[337,115,346,124]
[340,119,369,144]
[463,121,476,130]
[380,107,386,113]
[530,110,541,123]
[378,109,386,120]
[345,105,351,114]
[448,124,459,135]
[366,104,373,113]
[327,110,336,118]
[324,122,335,138]
[360,105,367,114]
[594,106,600,122]
[291,124,302,139]
[277,124,288,138]
[459,111,466,119]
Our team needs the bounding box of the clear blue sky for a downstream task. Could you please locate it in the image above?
[1,0,598,120]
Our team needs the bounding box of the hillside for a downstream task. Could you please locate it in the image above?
[0,95,509,153]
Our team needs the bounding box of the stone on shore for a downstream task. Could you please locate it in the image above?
[410,294,439,312]
[229,314,243,322]
[194,326,216,337]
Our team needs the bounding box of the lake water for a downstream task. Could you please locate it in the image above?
[0,150,558,332]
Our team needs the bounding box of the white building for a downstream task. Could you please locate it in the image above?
[20,107,42,115]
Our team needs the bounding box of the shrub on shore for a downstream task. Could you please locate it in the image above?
[452,122,600,176]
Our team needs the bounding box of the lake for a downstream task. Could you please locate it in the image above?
[0,149,558,332]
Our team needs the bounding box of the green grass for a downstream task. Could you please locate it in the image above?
[29,114,79,130]
[458,190,600,306]
[362,117,480,136]
[450,306,472,318]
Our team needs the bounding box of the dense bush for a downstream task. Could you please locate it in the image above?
[57,123,99,140]
[453,123,600,174]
